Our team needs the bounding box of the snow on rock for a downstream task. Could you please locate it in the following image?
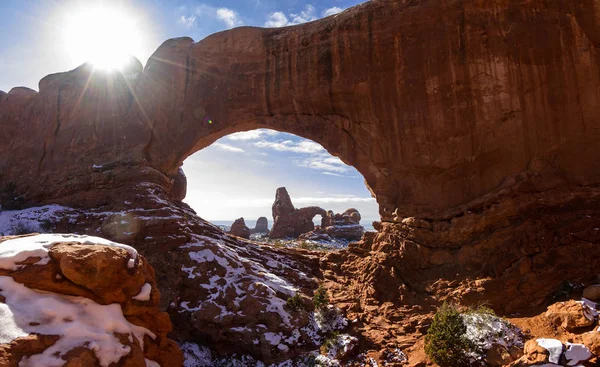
[462,312,524,352]
[0,205,73,236]
[314,306,348,333]
[133,283,152,301]
[536,338,564,364]
[0,233,138,270]
[172,232,324,362]
[0,275,154,366]
[322,334,359,361]
[565,343,592,366]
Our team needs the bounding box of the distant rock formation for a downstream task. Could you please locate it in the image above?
[250,216,269,234]
[229,217,251,239]
[302,208,365,242]
[269,187,327,239]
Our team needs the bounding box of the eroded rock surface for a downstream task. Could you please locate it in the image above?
[0,234,182,367]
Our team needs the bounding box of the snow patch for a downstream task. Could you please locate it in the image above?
[537,338,563,364]
[0,276,154,366]
[0,233,138,271]
[133,283,152,301]
[565,343,592,366]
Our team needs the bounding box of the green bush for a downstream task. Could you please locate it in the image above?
[286,294,305,312]
[424,303,475,367]
[313,285,329,310]
[320,331,340,355]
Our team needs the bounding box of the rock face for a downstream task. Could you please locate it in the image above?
[0,234,182,367]
[251,217,269,234]
[0,200,325,364]
[2,0,599,220]
[0,0,600,364]
[229,217,251,239]
[270,187,327,239]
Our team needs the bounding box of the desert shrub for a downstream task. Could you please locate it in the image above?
[286,294,305,312]
[320,331,340,354]
[314,306,347,333]
[10,221,37,235]
[313,285,329,310]
[465,303,496,316]
[424,303,475,367]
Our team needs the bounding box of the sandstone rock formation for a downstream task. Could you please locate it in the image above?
[0,234,182,367]
[300,208,365,242]
[270,187,327,239]
[250,216,269,234]
[0,0,600,364]
[228,217,251,239]
[0,199,325,364]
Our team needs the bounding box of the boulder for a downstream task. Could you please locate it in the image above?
[582,331,600,356]
[545,300,595,331]
[509,339,560,366]
[229,217,251,239]
[0,234,182,367]
[583,284,600,301]
[324,224,365,241]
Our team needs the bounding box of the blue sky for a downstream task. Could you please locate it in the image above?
[0,0,378,222]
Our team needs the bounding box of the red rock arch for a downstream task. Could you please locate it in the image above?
[0,0,599,224]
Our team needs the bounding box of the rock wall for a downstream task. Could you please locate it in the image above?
[1,0,599,221]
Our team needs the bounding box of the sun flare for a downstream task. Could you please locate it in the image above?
[63,6,142,70]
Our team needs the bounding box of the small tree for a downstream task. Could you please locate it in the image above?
[424,303,475,367]
[286,294,305,312]
[313,285,329,310]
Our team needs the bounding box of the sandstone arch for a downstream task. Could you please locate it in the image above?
[0,1,599,361]
[1,0,599,223]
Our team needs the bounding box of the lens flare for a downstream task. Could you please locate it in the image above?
[63,5,142,70]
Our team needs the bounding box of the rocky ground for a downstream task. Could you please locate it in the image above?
[0,183,599,366]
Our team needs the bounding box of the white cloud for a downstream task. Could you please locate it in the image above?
[265,12,290,27]
[216,8,243,28]
[294,196,375,204]
[298,156,350,173]
[227,129,279,141]
[213,143,244,153]
[322,7,344,17]
[212,196,375,208]
[264,4,317,28]
[177,15,197,28]
[254,140,325,154]
[290,4,317,24]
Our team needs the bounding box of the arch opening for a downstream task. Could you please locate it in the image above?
[181,128,378,246]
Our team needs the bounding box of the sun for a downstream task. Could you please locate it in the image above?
[63,5,142,71]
